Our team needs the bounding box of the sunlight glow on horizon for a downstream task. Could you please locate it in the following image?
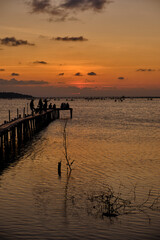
[0,0,160,96]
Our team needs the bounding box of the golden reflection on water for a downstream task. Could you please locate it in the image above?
[0,99,160,239]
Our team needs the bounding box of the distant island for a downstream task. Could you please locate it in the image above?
[0,92,33,99]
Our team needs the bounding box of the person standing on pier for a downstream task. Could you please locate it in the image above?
[43,98,48,111]
[38,98,43,113]
[30,99,34,115]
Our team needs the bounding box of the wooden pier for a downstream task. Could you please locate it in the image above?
[0,107,73,166]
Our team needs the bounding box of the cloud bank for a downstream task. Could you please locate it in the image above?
[28,0,112,21]
[2,85,159,98]
[136,69,155,72]
[0,37,35,47]
[11,73,20,76]
[75,72,83,76]
[53,36,88,41]
[0,78,49,85]
[33,61,48,64]
[87,72,97,76]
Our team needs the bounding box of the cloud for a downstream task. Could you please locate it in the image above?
[33,61,48,64]
[28,0,112,21]
[136,69,155,72]
[0,69,5,71]
[53,36,88,41]
[0,78,49,85]
[118,77,125,80]
[58,73,64,76]
[11,73,20,76]
[75,72,83,76]
[30,0,50,13]
[87,72,97,76]
[62,0,107,10]
[0,37,35,47]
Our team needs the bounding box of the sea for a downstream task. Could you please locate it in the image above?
[0,98,160,240]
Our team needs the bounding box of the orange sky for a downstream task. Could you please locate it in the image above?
[0,0,160,97]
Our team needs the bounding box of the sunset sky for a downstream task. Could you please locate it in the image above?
[0,0,160,97]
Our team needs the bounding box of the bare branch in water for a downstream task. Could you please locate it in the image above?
[87,185,160,219]
[63,120,74,172]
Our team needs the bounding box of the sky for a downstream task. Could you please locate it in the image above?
[0,0,160,97]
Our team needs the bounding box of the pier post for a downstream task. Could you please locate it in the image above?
[57,109,60,119]
[70,109,72,119]
[4,131,9,153]
[27,103,28,115]
[9,110,11,122]
[11,127,16,150]
[23,107,25,118]
[18,123,22,145]
[0,135,4,159]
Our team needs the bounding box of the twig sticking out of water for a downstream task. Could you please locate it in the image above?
[63,120,74,172]
[87,185,160,219]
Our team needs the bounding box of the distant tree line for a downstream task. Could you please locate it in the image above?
[0,92,33,99]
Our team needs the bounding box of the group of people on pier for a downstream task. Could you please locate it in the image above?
[60,102,70,109]
[30,99,56,114]
[30,99,70,114]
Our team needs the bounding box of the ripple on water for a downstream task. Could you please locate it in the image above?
[0,99,160,240]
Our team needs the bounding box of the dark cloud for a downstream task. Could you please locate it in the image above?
[30,0,50,13]
[75,72,83,76]
[136,69,155,72]
[118,77,125,80]
[11,73,20,76]
[53,36,88,41]
[0,69,5,71]
[33,61,48,64]
[58,73,64,76]
[0,37,35,47]
[0,78,49,85]
[87,72,97,76]
[28,0,112,21]
[61,0,108,11]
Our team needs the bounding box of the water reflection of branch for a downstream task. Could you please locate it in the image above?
[64,170,72,222]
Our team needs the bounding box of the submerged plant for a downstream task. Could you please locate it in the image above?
[87,185,160,219]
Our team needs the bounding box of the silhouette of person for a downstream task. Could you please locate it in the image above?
[30,99,34,115]
[43,99,48,111]
[61,103,64,109]
[49,103,52,109]
[38,98,43,113]
[66,103,69,109]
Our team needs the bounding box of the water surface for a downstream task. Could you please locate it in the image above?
[0,98,160,240]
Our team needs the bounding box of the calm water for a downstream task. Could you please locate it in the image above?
[0,98,160,240]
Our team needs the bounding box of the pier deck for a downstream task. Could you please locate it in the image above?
[0,109,54,134]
